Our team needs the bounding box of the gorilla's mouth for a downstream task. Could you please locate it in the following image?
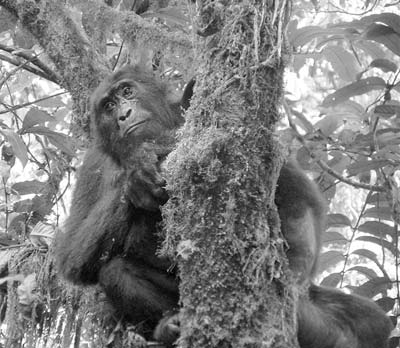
[125,119,148,135]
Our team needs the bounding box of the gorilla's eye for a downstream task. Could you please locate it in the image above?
[104,101,116,112]
[122,86,134,98]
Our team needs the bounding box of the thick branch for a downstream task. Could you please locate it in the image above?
[78,1,191,53]
[163,1,295,347]
[0,44,60,83]
[0,0,108,120]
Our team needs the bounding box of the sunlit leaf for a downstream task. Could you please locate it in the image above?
[365,24,400,57]
[323,46,359,81]
[22,126,75,156]
[347,266,378,279]
[351,248,379,263]
[29,222,54,248]
[354,40,386,59]
[358,221,394,239]
[356,236,395,255]
[22,109,54,131]
[322,77,386,108]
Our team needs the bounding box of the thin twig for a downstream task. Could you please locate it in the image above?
[0,91,67,115]
[284,103,386,192]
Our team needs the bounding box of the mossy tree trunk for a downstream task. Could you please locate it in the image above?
[163,1,297,347]
[0,0,296,347]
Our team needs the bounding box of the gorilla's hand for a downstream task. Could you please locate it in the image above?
[154,312,180,346]
[124,144,170,211]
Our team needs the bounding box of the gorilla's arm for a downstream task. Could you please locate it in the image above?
[56,147,132,284]
[298,284,393,348]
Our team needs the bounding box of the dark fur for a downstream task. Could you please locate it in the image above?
[56,65,392,347]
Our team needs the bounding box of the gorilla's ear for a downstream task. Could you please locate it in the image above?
[180,78,195,111]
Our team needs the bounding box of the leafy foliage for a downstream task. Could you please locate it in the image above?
[287,5,400,342]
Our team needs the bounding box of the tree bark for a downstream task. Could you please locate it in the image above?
[163,1,297,347]
[0,1,297,347]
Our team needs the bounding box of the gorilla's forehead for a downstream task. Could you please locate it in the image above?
[91,65,159,104]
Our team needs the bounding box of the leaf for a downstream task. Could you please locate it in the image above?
[358,221,394,239]
[323,46,359,81]
[361,13,400,35]
[375,297,395,312]
[367,193,390,205]
[314,114,341,136]
[334,100,365,116]
[13,199,33,213]
[326,213,352,228]
[289,26,345,47]
[347,159,391,176]
[11,180,47,195]
[376,134,400,148]
[363,207,393,221]
[352,277,392,298]
[347,266,378,279]
[322,77,386,108]
[22,126,75,156]
[351,248,378,263]
[356,236,396,255]
[322,231,348,244]
[0,129,28,167]
[13,195,52,217]
[320,272,342,287]
[365,24,400,57]
[374,104,400,118]
[31,195,52,217]
[289,25,325,47]
[22,108,54,131]
[354,40,386,59]
[29,222,54,248]
[318,250,345,273]
[369,58,398,73]
[34,96,65,108]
